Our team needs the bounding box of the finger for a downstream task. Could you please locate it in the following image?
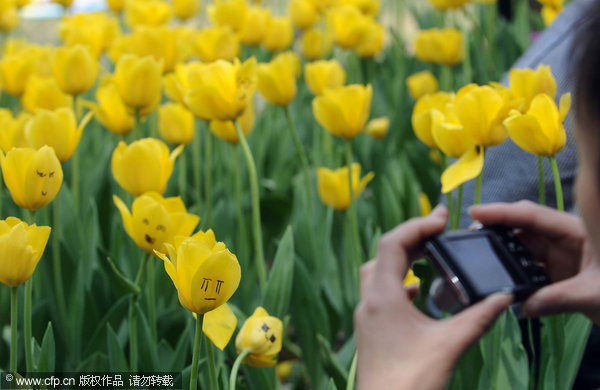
[444,293,513,354]
[374,205,448,281]
[469,201,583,240]
[522,272,600,318]
[405,284,419,301]
[359,260,376,300]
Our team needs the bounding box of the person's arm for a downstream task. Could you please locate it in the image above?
[355,206,513,390]
[470,201,600,324]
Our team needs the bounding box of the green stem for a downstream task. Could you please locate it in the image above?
[233,147,249,258]
[178,149,187,205]
[189,314,204,390]
[229,349,251,390]
[192,124,202,209]
[204,128,213,227]
[129,253,150,372]
[474,172,483,205]
[452,184,463,229]
[205,337,219,390]
[347,351,358,390]
[10,286,17,373]
[344,140,362,267]
[549,157,564,211]
[134,109,142,140]
[283,106,313,215]
[537,156,546,206]
[24,279,33,372]
[485,3,496,73]
[439,65,453,91]
[235,121,266,292]
[72,95,80,209]
[148,257,156,341]
[52,190,68,330]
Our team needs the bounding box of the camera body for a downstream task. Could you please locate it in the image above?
[424,226,550,313]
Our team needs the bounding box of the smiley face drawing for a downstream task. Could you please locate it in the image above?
[1,145,64,210]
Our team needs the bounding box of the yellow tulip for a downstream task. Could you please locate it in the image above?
[208,0,248,32]
[209,100,255,144]
[289,0,320,30]
[433,115,472,159]
[113,192,199,254]
[0,52,36,96]
[163,62,206,105]
[541,5,561,26]
[0,217,51,287]
[257,51,300,106]
[441,145,484,193]
[114,54,163,114]
[158,103,195,145]
[21,76,73,113]
[428,0,471,9]
[304,59,346,96]
[0,145,63,210]
[15,0,30,8]
[316,163,374,210]
[184,57,257,121]
[155,229,241,314]
[125,0,172,27]
[313,84,372,138]
[356,20,385,58]
[313,0,340,12]
[340,0,381,17]
[406,70,439,100]
[509,64,557,112]
[0,3,18,32]
[504,93,570,157]
[173,0,199,20]
[235,307,283,367]
[58,13,120,59]
[411,91,454,148]
[91,78,135,136]
[238,5,270,46]
[25,107,92,163]
[107,0,125,12]
[111,138,183,196]
[455,84,510,147]
[276,361,295,380]
[328,5,368,50]
[301,28,334,60]
[51,45,98,96]
[262,16,293,52]
[403,268,420,287]
[418,192,432,216]
[365,116,389,139]
[203,303,237,350]
[195,26,240,63]
[414,28,464,66]
[0,110,31,153]
[52,0,73,7]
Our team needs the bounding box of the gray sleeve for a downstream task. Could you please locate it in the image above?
[454,0,592,227]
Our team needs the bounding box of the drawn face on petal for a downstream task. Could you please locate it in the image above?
[24,146,63,210]
[132,198,172,252]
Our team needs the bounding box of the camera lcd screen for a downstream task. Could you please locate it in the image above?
[445,236,515,294]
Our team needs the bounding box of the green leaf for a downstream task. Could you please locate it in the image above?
[263,226,295,319]
[103,257,141,295]
[557,314,592,390]
[317,334,348,390]
[326,378,339,390]
[36,322,55,372]
[106,324,129,371]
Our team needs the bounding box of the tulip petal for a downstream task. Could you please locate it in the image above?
[316,167,347,210]
[1,148,32,208]
[441,146,484,193]
[313,96,351,138]
[504,114,550,156]
[0,223,37,286]
[23,146,64,210]
[113,195,135,240]
[203,303,238,350]
[559,93,571,122]
[190,249,241,314]
[25,225,51,264]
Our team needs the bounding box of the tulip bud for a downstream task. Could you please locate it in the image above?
[406,70,439,100]
[91,78,135,135]
[414,28,464,66]
[301,28,333,60]
[289,0,320,30]
[0,146,63,211]
[238,6,270,46]
[173,0,200,21]
[0,110,31,153]
[328,5,369,50]
[0,52,36,96]
[0,217,51,287]
[509,64,557,112]
[114,54,163,114]
[209,100,255,144]
[313,84,372,139]
[155,229,241,314]
[158,103,195,145]
[257,51,300,106]
[356,20,385,58]
[208,0,248,32]
[125,0,172,27]
[365,116,389,139]
[411,91,455,149]
[21,76,73,113]
[0,4,18,32]
[262,16,293,52]
[316,163,374,210]
[194,26,240,63]
[113,192,199,254]
[111,138,183,196]
[235,307,283,367]
[304,59,346,96]
[51,45,98,96]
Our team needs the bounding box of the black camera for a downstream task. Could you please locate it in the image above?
[424,226,550,313]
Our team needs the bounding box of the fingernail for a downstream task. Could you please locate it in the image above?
[487,292,514,307]
[432,204,447,214]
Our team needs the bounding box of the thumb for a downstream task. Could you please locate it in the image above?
[522,274,598,318]
[444,293,513,353]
